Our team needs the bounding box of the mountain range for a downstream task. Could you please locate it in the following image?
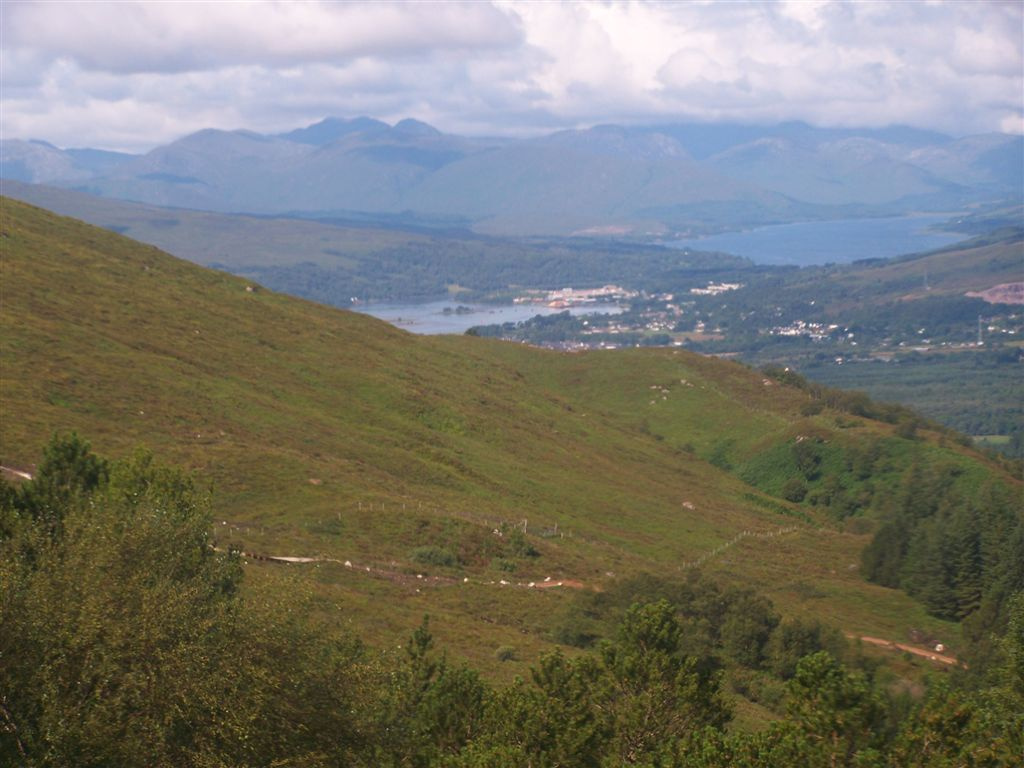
[3,117,1020,235]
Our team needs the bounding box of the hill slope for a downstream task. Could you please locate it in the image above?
[1,197,1015,672]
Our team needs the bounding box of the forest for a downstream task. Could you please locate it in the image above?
[2,435,1021,767]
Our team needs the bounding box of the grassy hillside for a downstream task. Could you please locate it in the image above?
[1,196,1014,679]
[794,234,1024,311]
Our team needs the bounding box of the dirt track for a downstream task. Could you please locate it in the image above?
[248,552,964,668]
[0,466,33,481]
[852,634,960,666]
[235,548,587,591]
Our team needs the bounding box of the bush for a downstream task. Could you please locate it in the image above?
[895,419,918,440]
[492,557,517,573]
[412,546,458,568]
[508,529,539,558]
[708,439,734,470]
[800,401,824,416]
[781,477,808,503]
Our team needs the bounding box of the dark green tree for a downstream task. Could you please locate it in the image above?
[767,617,844,680]
[456,651,606,768]
[720,592,779,669]
[596,600,731,765]
[372,617,488,767]
[783,651,886,766]
[8,431,108,536]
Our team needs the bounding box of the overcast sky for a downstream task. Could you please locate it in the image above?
[2,0,1021,152]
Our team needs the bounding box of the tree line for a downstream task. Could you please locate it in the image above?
[861,461,1024,668]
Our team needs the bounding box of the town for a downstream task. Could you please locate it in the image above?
[479,282,1024,360]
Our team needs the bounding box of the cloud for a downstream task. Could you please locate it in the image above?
[1,0,1020,151]
[647,1,1023,132]
[2,1,523,74]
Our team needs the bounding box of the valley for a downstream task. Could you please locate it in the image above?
[2,197,1017,664]
[472,229,1024,456]
[6,178,1021,460]
[1,188,1021,766]
[4,3,1023,762]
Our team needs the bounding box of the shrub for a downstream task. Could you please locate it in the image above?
[895,419,918,440]
[800,401,824,416]
[508,529,539,558]
[782,477,808,503]
[492,557,517,573]
[412,546,458,568]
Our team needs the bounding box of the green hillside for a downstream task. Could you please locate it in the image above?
[0,196,1015,678]
[781,233,1024,311]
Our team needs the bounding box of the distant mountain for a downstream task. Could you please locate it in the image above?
[63,147,138,175]
[79,128,311,212]
[1,139,136,184]
[277,116,390,145]
[3,117,1021,235]
[704,129,1022,208]
[905,133,1024,192]
[706,136,962,206]
[630,121,953,161]
[402,125,798,234]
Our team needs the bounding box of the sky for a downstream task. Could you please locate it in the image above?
[2,0,1022,152]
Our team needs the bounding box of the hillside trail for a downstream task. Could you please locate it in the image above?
[2,466,960,665]
[230,528,960,667]
[849,634,960,666]
[0,466,34,481]
[227,522,803,592]
[223,546,587,591]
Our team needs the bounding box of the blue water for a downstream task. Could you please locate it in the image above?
[353,300,621,335]
[666,214,968,266]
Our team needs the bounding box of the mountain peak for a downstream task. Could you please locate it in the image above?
[393,118,440,137]
[280,116,389,146]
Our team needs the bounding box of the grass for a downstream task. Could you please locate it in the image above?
[782,235,1024,312]
[1,196,1013,686]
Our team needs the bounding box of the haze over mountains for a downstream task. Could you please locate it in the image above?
[3,116,1020,235]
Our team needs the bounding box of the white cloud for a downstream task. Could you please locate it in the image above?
[3,1,523,74]
[1,0,1020,151]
